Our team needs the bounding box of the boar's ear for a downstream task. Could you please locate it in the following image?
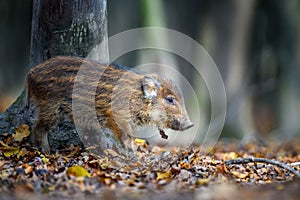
[142,76,161,100]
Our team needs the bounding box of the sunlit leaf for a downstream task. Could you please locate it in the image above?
[134,138,147,146]
[157,171,171,180]
[13,124,30,142]
[103,178,112,185]
[180,161,191,169]
[0,140,9,148]
[196,178,210,185]
[223,152,239,160]
[41,157,49,164]
[0,146,20,157]
[231,171,249,179]
[24,164,33,174]
[66,166,91,178]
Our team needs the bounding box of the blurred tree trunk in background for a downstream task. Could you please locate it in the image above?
[199,0,300,138]
[250,0,300,137]
[0,0,32,112]
[0,0,109,150]
[195,0,257,138]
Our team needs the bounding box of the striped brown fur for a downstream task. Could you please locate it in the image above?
[27,56,193,153]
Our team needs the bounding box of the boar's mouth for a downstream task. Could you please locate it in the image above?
[157,119,193,140]
[179,121,194,131]
[169,118,194,131]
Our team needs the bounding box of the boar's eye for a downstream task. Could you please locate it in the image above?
[165,96,176,105]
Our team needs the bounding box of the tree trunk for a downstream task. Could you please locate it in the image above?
[0,0,112,151]
[30,0,108,67]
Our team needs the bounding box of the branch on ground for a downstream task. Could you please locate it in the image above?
[225,157,300,179]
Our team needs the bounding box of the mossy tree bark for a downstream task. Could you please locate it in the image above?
[0,0,114,151]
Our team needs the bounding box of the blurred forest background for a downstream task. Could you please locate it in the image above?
[1,0,300,141]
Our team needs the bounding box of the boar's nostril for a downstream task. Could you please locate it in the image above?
[171,119,181,130]
[180,121,194,131]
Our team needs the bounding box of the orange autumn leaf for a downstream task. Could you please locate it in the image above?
[223,152,239,160]
[180,161,191,169]
[231,171,249,179]
[157,170,171,180]
[13,124,30,142]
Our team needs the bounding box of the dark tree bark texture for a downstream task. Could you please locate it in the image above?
[0,0,110,151]
[30,0,107,67]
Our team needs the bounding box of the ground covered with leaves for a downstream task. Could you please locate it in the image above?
[0,124,299,200]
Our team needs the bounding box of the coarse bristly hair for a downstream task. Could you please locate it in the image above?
[26,56,193,153]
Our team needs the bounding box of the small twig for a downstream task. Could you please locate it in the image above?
[288,162,300,166]
[225,157,300,179]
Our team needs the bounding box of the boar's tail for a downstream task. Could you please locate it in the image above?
[25,73,32,109]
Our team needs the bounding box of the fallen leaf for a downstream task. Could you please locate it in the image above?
[0,140,9,148]
[231,171,249,179]
[40,155,49,164]
[223,152,239,160]
[0,146,21,157]
[196,178,210,185]
[134,138,147,146]
[13,124,30,142]
[24,164,33,174]
[157,171,171,180]
[0,160,5,170]
[66,166,91,178]
[180,161,191,169]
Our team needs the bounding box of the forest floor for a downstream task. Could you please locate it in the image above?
[0,124,299,200]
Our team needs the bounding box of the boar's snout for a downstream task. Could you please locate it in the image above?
[170,118,194,131]
[180,120,194,131]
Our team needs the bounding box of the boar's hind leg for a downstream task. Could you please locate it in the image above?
[32,106,58,153]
